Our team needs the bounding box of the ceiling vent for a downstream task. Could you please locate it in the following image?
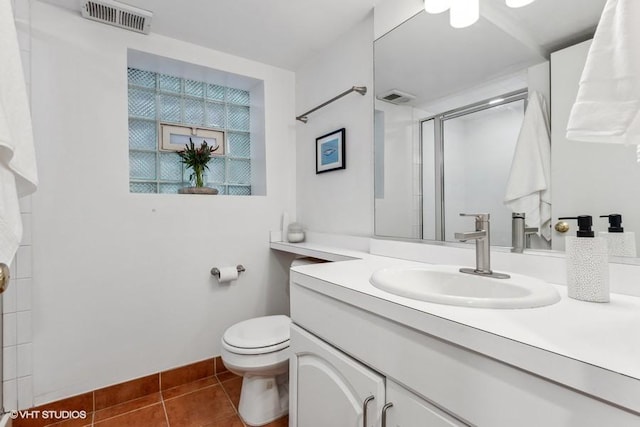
[81,0,152,35]
[377,89,416,105]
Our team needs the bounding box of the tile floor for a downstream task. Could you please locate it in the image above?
[13,358,288,427]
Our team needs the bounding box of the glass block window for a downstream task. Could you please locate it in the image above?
[128,67,252,195]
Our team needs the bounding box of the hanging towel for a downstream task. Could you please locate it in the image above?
[0,0,38,264]
[566,0,640,146]
[504,91,551,241]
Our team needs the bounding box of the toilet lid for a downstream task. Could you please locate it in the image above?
[223,315,290,351]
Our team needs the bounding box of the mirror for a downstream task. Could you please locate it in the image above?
[373,0,640,259]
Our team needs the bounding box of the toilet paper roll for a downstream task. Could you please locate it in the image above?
[218,266,239,283]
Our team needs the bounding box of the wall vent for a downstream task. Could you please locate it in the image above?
[377,89,416,105]
[81,0,152,34]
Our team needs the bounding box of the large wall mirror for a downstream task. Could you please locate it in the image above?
[374,0,640,261]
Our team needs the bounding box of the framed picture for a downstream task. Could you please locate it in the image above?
[316,128,346,174]
[159,123,225,155]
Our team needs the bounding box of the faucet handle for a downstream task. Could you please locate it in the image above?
[459,213,490,221]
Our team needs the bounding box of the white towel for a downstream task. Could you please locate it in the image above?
[0,0,38,264]
[566,0,640,146]
[504,91,551,241]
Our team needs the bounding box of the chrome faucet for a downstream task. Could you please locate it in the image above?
[511,213,539,253]
[454,213,510,279]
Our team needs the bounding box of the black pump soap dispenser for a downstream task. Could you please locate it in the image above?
[558,215,609,302]
[558,215,595,237]
[598,214,637,257]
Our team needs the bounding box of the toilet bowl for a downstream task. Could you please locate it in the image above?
[221,314,291,426]
[220,258,323,426]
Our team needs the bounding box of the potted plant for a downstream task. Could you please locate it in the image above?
[177,138,219,194]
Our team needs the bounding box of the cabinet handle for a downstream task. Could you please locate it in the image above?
[381,402,393,427]
[362,395,374,427]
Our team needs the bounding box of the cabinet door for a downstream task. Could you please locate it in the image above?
[384,380,468,427]
[290,325,385,427]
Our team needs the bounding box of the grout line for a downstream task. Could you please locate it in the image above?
[217,376,240,416]
[160,394,171,427]
[162,382,218,403]
[92,395,162,425]
[213,375,222,386]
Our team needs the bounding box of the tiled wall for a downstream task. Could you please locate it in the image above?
[5,0,33,411]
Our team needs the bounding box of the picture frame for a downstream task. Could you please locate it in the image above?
[316,128,346,174]
[159,123,225,155]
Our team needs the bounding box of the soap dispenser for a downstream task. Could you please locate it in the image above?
[599,214,637,257]
[558,215,609,303]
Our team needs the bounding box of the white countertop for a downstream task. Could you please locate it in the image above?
[272,239,640,412]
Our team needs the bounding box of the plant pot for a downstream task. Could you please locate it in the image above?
[178,186,219,195]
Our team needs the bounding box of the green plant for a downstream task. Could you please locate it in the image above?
[177,138,216,187]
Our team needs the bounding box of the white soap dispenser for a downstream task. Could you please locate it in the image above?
[599,214,637,258]
[559,215,609,303]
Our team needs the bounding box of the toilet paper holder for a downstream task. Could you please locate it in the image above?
[211,264,246,278]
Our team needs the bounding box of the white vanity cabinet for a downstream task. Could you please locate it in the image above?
[290,324,466,427]
[289,325,386,427]
[384,380,467,427]
[289,274,640,426]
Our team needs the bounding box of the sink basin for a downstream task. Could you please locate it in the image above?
[369,265,560,309]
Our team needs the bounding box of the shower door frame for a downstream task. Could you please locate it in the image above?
[421,89,529,241]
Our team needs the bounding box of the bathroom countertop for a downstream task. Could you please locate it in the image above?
[270,240,363,262]
[272,240,640,413]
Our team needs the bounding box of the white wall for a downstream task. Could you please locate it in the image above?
[374,100,419,239]
[30,3,296,405]
[295,14,374,236]
[5,0,34,411]
[374,0,422,40]
[527,61,550,112]
[551,40,640,251]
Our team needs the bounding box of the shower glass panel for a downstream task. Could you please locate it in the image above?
[441,99,525,246]
[421,118,436,240]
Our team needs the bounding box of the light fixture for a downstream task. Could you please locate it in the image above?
[424,0,537,28]
[450,0,479,29]
[424,0,451,14]
[489,98,505,105]
[506,0,535,7]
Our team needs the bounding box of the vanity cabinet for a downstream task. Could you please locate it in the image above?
[289,325,385,427]
[290,277,640,426]
[384,380,467,427]
[290,325,467,427]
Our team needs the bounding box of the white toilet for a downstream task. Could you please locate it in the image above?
[221,314,291,426]
[220,257,321,426]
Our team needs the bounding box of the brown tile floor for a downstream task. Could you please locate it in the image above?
[32,372,288,427]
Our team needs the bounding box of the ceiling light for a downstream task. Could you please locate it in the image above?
[450,0,479,29]
[506,0,535,7]
[426,0,537,29]
[424,0,451,14]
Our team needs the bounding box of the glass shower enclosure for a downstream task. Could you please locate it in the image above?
[422,90,527,247]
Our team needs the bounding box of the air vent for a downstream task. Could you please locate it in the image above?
[377,89,416,105]
[81,0,152,34]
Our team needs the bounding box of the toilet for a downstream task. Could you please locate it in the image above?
[221,315,291,426]
[220,258,321,426]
